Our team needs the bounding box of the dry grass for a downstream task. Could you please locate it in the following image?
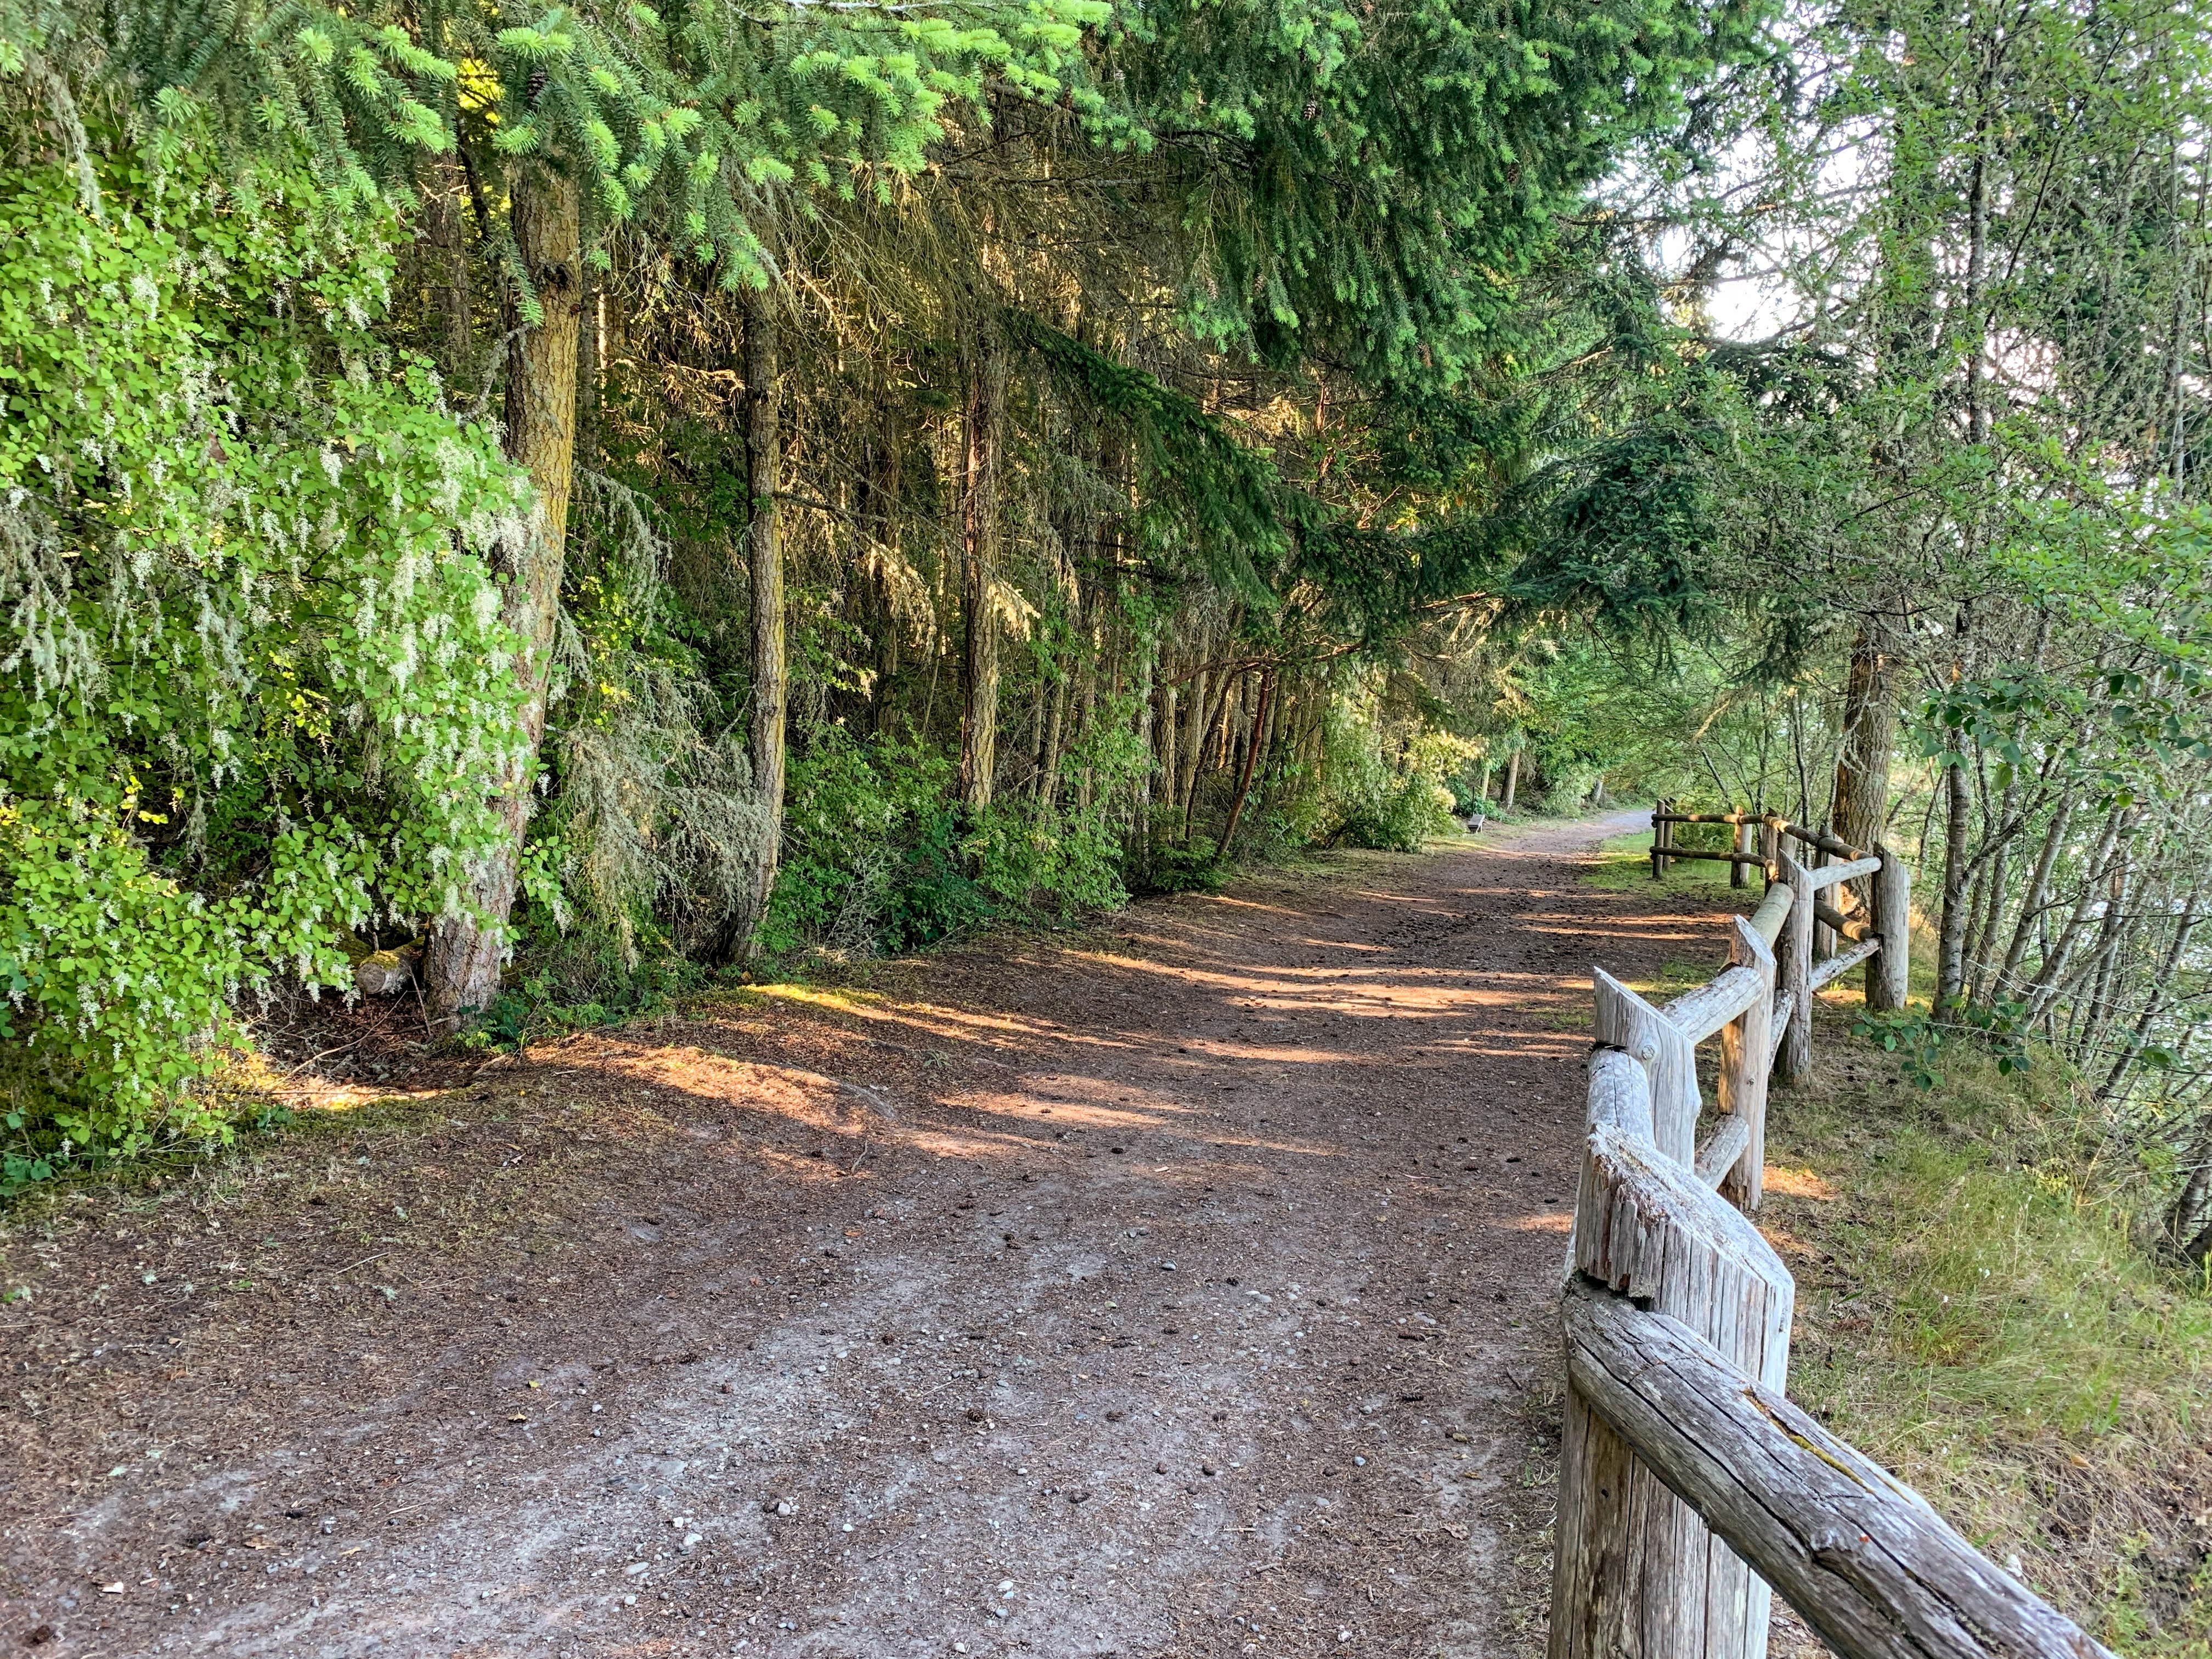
[1579,837,2211,1655]
[1764,1007,2212,1657]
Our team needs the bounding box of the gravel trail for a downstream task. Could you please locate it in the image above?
[2,810,1741,1659]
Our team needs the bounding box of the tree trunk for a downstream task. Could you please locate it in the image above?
[957,340,1007,814]
[1999,793,2074,992]
[1965,775,2019,1007]
[1935,82,1995,1014]
[1219,670,1274,854]
[1829,625,1894,939]
[1186,668,1236,839]
[2024,805,2131,1023]
[1960,834,1995,1001]
[1934,749,1976,1011]
[2072,862,2135,1055]
[2167,1115,2212,1265]
[423,169,582,1030]
[1037,663,1069,809]
[1074,652,1099,811]
[2097,887,2197,1100]
[1154,678,1176,816]
[1829,626,1895,861]
[1502,750,1520,810]
[1179,663,1211,823]
[424,156,474,383]
[720,285,786,961]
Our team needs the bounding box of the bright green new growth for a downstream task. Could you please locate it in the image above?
[0,125,531,1161]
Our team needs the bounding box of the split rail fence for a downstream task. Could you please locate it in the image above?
[1549,806,2112,1659]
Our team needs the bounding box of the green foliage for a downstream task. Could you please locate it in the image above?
[1854,1003,2036,1091]
[1324,699,1471,851]
[539,471,768,963]
[1503,399,1731,639]
[761,723,986,958]
[441,0,1109,291]
[460,917,705,1051]
[968,792,1128,919]
[972,703,1147,917]
[1104,0,1763,383]
[0,805,243,1147]
[8,0,458,199]
[1137,838,1227,894]
[1006,312,1285,597]
[0,122,529,1147]
[33,0,1115,293]
[764,701,1149,958]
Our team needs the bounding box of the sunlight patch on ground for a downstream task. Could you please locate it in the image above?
[952,1090,1193,1133]
[749,1145,866,1181]
[1505,1212,1573,1233]
[1427,1037,1587,1061]
[594,1047,854,1128]
[740,992,1072,1058]
[1762,1165,1838,1201]
[1757,1222,1820,1260]
[744,983,890,1012]
[1199,895,1310,918]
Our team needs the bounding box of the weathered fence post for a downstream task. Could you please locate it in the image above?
[1869,844,1911,1013]
[1556,837,2112,1659]
[1776,852,1814,1084]
[1730,811,1753,889]
[1758,813,1779,874]
[1717,917,1774,1212]
[1810,845,1835,961]
[1593,972,1701,1166]
[1552,1051,1795,1659]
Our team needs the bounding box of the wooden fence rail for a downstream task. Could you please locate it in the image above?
[1550,809,2111,1659]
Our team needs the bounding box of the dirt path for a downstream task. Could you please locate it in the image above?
[2,811,1740,1659]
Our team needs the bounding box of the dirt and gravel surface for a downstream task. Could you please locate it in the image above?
[1,810,1744,1659]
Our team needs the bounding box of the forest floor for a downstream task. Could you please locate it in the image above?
[2,808,1758,1659]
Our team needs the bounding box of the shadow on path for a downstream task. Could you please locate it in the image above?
[1,811,1748,1659]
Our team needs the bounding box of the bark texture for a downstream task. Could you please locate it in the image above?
[1830,627,1895,893]
[424,169,582,1030]
[720,285,786,960]
[957,339,1007,813]
[1561,1281,2114,1659]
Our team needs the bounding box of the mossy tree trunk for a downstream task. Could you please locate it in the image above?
[721,284,786,960]
[958,338,1007,814]
[424,168,582,1030]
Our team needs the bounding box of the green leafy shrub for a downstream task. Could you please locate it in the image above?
[1854,1002,2036,1090]
[461,916,707,1051]
[972,706,1145,917]
[765,706,1149,957]
[763,725,988,957]
[1541,763,1601,812]
[0,122,530,1158]
[1138,839,1227,894]
[1325,704,1470,850]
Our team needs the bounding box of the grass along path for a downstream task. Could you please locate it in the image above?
[12,818,2200,1658]
[1583,835,2212,1659]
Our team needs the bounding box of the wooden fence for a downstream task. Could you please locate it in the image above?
[1548,809,2113,1659]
